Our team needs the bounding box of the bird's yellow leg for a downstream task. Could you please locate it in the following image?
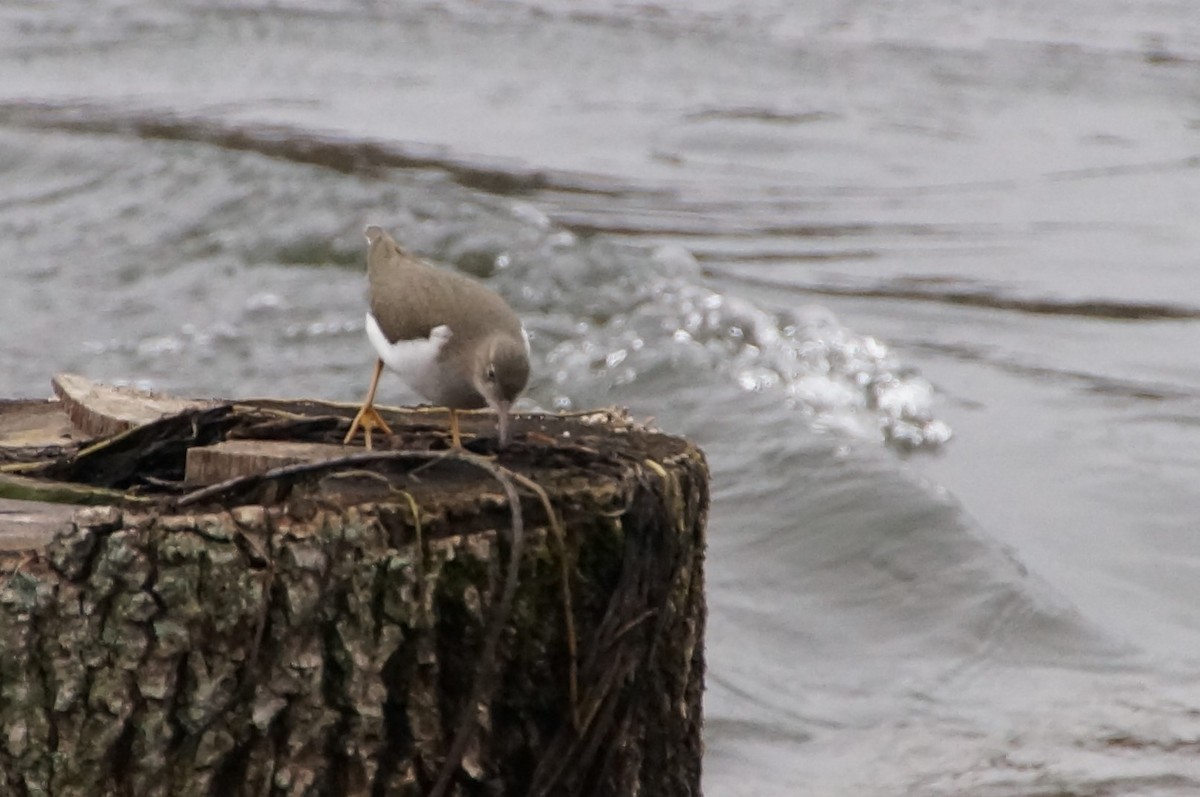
[449,407,463,449]
[344,358,394,449]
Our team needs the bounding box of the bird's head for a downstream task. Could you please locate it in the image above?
[473,334,531,446]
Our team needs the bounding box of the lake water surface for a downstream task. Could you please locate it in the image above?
[4,2,1200,794]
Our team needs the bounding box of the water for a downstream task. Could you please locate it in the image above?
[4,1,1200,794]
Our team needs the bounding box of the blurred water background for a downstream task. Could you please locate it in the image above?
[4,1,1200,794]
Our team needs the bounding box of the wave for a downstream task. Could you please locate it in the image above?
[726,273,1200,321]
[0,100,638,197]
[0,99,952,451]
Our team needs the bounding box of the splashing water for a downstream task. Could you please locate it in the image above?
[540,242,952,451]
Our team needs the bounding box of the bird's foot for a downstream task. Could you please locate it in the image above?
[343,403,394,450]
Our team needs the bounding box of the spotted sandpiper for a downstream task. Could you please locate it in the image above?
[343,225,530,450]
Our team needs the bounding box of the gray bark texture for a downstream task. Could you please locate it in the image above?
[0,408,708,797]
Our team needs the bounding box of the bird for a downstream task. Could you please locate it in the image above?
[343,225,530,450]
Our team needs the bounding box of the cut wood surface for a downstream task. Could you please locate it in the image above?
[0,498,75,551]
[0,375,709,797]
[0,399,80,449]
[184,439,359,486]
[51,372,218,438]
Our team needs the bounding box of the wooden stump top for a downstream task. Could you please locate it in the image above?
[0,374,709,797]
[0,374,697,552]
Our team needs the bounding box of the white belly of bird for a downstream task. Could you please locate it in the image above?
[365,312,455,404]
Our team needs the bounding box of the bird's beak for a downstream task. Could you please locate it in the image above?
[495,400,513,447]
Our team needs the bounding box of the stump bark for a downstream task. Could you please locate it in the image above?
[0,377,708,797]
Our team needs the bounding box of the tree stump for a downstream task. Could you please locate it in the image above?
[0,376,708,797]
